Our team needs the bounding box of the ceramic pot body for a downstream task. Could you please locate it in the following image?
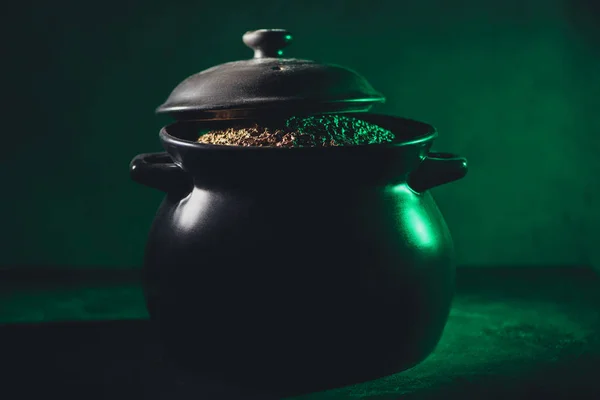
[130,114,467,397]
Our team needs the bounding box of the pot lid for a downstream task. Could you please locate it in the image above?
[156,29,386,121]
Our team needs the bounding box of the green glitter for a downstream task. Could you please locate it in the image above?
[284,115,395,147]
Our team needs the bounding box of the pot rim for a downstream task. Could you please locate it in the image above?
[158,113,438,153]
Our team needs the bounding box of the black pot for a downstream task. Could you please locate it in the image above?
[130,29,468,397]
[130,114,466,397]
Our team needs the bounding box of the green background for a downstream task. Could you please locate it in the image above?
[2,0,599,269]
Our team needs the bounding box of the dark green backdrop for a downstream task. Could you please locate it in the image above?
[2,0,599,269]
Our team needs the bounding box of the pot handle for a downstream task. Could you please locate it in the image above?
[129,152,192,195]
[408,152,468,193]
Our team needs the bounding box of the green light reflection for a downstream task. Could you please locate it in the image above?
[391,184,435,248]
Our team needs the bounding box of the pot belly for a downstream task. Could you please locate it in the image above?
[142,185,455,397]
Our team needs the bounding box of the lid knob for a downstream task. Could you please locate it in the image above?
[243,29,293,59]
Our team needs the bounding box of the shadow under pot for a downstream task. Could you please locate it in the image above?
[130,29,468,398]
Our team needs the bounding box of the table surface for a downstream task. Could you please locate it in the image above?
[0,267,599,400]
